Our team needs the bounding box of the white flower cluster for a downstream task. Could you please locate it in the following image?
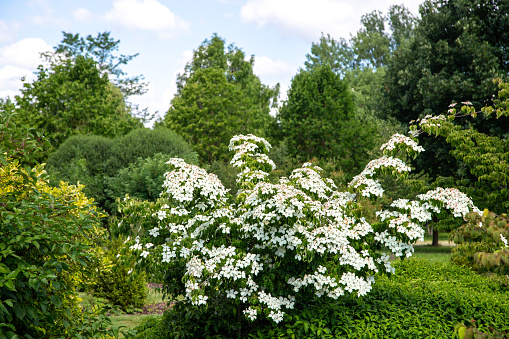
[349,156,411,197]
[229,134,276,173]
[125,133,479,324]
[380,133,424,154]
[163,158,229,209]
[289,163,336,200]
[417,187,481,218]
[288,267,347,298]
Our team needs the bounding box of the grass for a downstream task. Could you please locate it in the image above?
[423,231,451,242]
[78,286,173,337]
[407,252,451,263]
[111,314,163,338]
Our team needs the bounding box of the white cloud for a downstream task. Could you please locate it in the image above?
[104,0,190,39]
[241,0,423,42]
[72,8,94,22]
[253,56,295,82]
[0,38,52,99]
[0,65,37,97]
[0,38,52,69]
[241,0,355,41]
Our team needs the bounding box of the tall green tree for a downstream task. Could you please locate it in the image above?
[13,55,142,155]
[53,31,152,123]
[383,0,509,178]
[276,65,371,176]
[54,31,148,98]
[161,34,279,164]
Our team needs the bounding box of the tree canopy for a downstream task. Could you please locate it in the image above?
[161,34,279,164]
[54,31,148,98]
[382,0,509,178]
[12,54,142,155]
[276,65,369,175]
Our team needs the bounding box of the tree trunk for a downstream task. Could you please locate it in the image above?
[432,229,440,246]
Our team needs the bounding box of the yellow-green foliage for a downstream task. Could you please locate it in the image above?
[87,237,149,312]
[0,132,121,337]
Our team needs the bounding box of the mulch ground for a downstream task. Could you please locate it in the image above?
[134,301,174,315]
[132,283,174,315]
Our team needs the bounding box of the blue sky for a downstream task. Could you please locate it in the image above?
[0,0,423,123]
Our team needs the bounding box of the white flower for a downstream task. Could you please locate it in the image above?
[149,227,160,237]
[501,234,508,248]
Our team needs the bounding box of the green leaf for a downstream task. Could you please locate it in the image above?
[52,280,61,290]
[14,304,26,320]
[50,295,62,308]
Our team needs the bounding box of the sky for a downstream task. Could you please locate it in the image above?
[0,0,424,123]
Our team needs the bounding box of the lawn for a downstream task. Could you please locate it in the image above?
[79,286,172,337]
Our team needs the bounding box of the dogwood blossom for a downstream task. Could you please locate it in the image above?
[380,133,424,155]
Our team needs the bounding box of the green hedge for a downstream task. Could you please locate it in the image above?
[133,259,509,338]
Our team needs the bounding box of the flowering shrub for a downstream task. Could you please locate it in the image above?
[119,133,480,324]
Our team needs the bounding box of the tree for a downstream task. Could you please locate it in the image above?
[276,65,373,176]
[161,34,279,164]
[54,31,148,98]
[13,54,142,155]
[383,0,509,179]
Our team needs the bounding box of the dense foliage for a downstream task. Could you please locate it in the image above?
[383,0,509,179]
[451,210,509,275]
[46,127,198,212]
[161,34,279,164]
[133,259,509,338]
[276,65,361,173]
[0,111,121,338]
[12,54,142,155]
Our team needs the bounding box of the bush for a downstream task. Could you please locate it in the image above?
[116,132,484,338]
[88,237,148,312]
[46,127,199,213]
[46,134,114,207]
[104,127,198,177]
[450,210,509,274]
[105,153,176,205]
[0,112,121,337]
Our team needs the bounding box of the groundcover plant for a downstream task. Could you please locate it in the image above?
[120,132,480,323]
